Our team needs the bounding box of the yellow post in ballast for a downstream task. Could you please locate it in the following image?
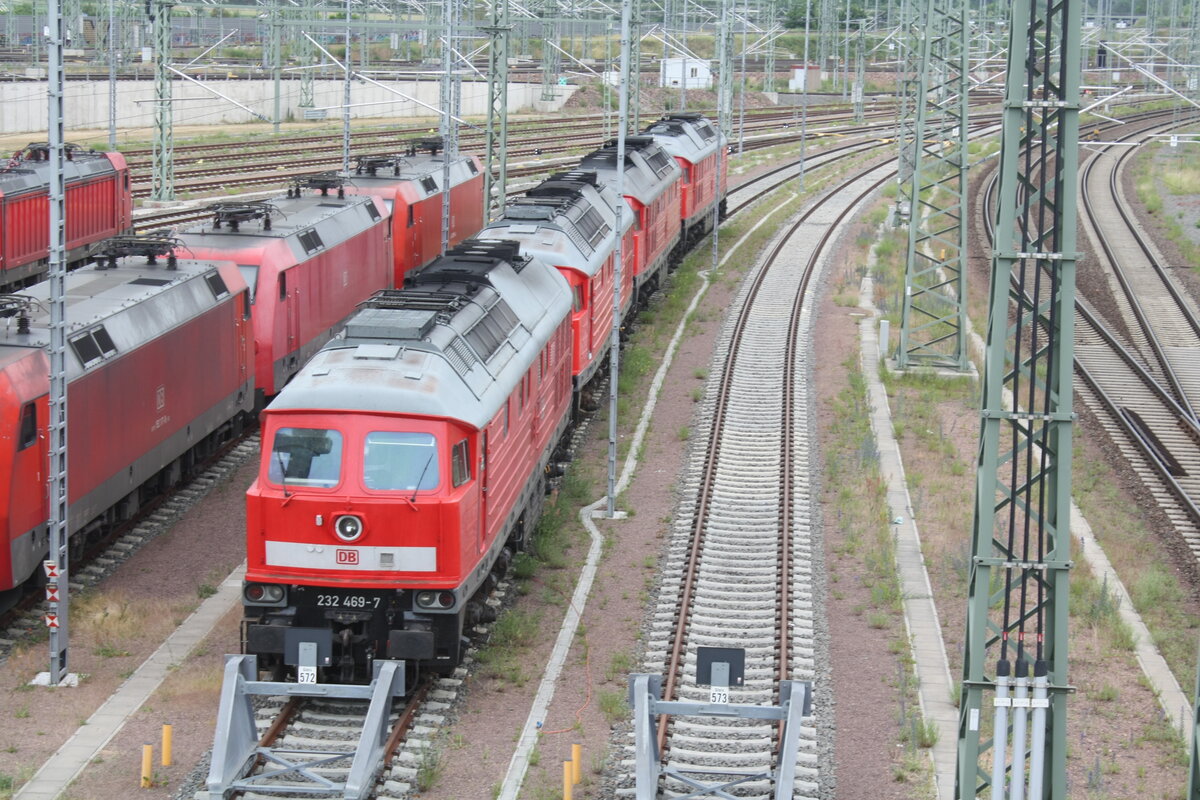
[140,744,153,788]
[571,743,582,784]
[562,761,572,800]
[162,724,173,766]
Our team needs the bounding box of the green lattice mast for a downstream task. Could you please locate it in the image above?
[956,0,1081,792]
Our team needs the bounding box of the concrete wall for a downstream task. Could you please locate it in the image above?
[0,78,577,136]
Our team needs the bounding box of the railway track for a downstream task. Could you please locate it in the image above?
[207,671,437,798]
[1079,121,1200,420]
[620,158,896,797]
[0,436,260,665]
[979,111,1200,561]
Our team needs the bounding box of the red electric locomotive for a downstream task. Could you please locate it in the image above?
[641,113,728,249]
[0,238,252,610]
[478,171,635,392]
[343,142,485,285]
[0,143,133,290]
[242,240,573,680]
[175,178,392,406]
[578,136,682,300]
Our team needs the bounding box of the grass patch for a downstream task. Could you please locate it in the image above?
[598,689,627,724]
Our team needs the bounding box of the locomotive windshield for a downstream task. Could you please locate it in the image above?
[268,428,343,488]
[363,432,440,492]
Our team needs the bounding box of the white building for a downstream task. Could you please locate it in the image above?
[659,58,712,89]
[788,64,821,92]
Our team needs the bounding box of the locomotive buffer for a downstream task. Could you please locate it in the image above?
[205,653,405,800]
[629,646,812,799]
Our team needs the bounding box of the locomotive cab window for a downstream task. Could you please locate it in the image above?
[18,402,37,451]
[238,265,259,302]
[268,428,343,488]
[363,432,439,492]
[451,440,471,487]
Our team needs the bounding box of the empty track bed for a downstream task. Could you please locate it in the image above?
[619,161,897,798]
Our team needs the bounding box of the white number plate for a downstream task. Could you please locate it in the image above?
[297,666,317,684]
[709,688,729,704]
[316,594,381,609]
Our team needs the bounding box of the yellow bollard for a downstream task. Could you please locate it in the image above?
[563,761,572,800]
[571,743,582,784]
[141,744,153,788]
[162,724,173,767]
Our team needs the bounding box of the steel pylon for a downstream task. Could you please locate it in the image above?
[895,0,970,371]
[150,0,175,201]
[296,0,315,108]
[893,0,922,209]
[484,0,510,222]
[716,0,733,138]
[956,0,1081,794]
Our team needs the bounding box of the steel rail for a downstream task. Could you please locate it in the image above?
[655,161,894,757]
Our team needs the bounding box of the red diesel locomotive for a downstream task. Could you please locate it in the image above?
[243,240,573,679]
[238,114,727,682]
[0,143,133,290]
[0,238,252,611]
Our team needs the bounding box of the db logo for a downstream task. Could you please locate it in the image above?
[336,549,359,565]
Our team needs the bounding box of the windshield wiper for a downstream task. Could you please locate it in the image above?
[410,451,435,505]
[275,449,292,499]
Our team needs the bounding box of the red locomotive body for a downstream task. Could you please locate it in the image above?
[242,240,573,679]
[479,171,634,391]
[176,189,392,404]
[0,144,133,289]
[0,243,252,608]
[641,113,728,248]
[579,137,682,299]
[343,147,485,284]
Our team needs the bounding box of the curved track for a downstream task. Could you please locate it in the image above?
[980,111,1200,560]
[622,159,897,798]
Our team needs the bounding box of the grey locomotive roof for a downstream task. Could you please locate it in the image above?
[175,193,382,264]
[268,240,572,430]
[343,151,480,194]
[641,113,724,164]
[475,172,631,277]
[0,252,238,382]
[578,136,682,205]
[0,149,117,196]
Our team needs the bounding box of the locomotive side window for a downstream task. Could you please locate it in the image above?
[279,272,288,301]
[407,206,415,228]
[363,432,439,492]
[451,440,471,487]
[572,285,584,313]
[18,403,37,451]
[268,428,343,488]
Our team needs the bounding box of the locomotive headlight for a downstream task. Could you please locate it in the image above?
[243,583,285,605]
[334,514,364,542]
[416,590,456,610]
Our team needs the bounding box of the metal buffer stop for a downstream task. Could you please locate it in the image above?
[629,647,812,799]
[205,654,405,800]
